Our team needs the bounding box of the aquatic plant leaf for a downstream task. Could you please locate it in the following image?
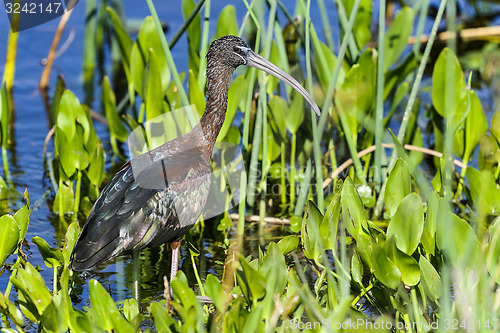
[351,251,363,285]
[237,255,267,304]
[479,135,500,171]
[40,291,70,333]
[13,189,30,243]
[219,76,247,141]
[320,191,341,250]
[149,302,178,332]
[48,75,66,127]
[0,214,19,266]
[243,305,264,331]
[222,126,240,145]
[384,54,416,100]
[12,262,52,320]
[0,291,23,326]
[310,26,342,88]
[205,274,226,313]
[466,167,500,216]
[342,0,372,48]
[89,279,134,332]
[436,211,480,266]
[262,243,287,292]
[264,122,281,163]
[432,48,465,118]
[87,142,105,188]
[462,91,488,161]
[492,111,500,142]
[214,5,238,39]
[145,49,164,121]
[371,244,401,290]
[57,91,78,143]
[385,158,411,217]
[62,222,80,266]
[285,92,305,135]
[130,43,145,99]
[136,17,170,92]
[335,50,374,143]
[356,231,373,270]
[0,84,9,149]
[386,236,420,286]
[106,7,133,69]
[302,201,324,260]
[54,181,74,215]
[419,255,442,301]
[384,7,414,72]
[268,95,287,139]
[182,0,201,78]
[387,193,424,255]
[277,235,299,255]
[32,236,64,268]
[486,217,500,284]
[0,176,7,200]
[383,82,409,127]
[388,129,431,199]
[341,178,366,238]
[289,215,302,233]
[165,72,185,110]
[103,76,128,142]
[188,69,205,118]
[171,271,205,330]
[422,191,444,256]
[121,299,141,329]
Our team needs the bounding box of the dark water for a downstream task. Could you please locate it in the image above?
[0,0,497,314]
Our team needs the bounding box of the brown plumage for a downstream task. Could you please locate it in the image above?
[70,35,320,279]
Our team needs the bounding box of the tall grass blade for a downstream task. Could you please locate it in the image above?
[374,0,447,217]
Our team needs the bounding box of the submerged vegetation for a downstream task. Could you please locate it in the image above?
[1,0,500,331]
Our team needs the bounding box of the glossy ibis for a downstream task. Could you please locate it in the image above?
[70,35,320,285]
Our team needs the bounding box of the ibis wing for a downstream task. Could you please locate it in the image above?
[69,161,159,270]
[70,150,211,271]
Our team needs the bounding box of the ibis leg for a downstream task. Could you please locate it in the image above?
[170,240,182,282]
[168,240,213,304]
[132,251,141,302]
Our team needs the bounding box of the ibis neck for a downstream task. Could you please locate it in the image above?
[198,64,234,160]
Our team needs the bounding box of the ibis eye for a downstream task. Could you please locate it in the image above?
[233,46,247,55]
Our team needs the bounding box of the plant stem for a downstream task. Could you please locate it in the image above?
[190,252,206,297]
[374,0,386,185]
[170,0,206,50]
[2,147,8,179]
[336,100,367,185]
[146,0,195,126]
[350,282,373,308]
[294,159,311,216]
[374,0,447,217]
[197,0,211,88]
[280,142,286,213]
[73,169,82,220]
[318,0,361,139]
[53,266,58,295]
[289,133,296,214]
[335,0,359,60]
[305,0,324,211]
[410,287,423,333]
[316,0,334,50]
[243,9,262,210]
[4,256,21,299]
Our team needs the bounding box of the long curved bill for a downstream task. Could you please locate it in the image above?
[246,50,321,116]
